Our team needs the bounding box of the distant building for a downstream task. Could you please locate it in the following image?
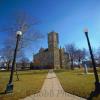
[33,31,69,69]
[16,63,30,70]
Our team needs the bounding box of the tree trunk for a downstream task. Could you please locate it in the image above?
[7,60,11,71]
[78,59,81,68]
[71,59,74,70]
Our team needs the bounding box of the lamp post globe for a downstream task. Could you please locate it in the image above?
[16,31,22,36]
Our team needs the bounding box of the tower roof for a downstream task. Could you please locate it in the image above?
[48,31,58,35]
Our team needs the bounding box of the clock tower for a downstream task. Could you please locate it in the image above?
[48,31,60,69]
[48,31,59,49]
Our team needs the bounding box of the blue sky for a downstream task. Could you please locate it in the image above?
[0,0,100,60]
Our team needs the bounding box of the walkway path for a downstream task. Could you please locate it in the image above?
[22,70,86,100]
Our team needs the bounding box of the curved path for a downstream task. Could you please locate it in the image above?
[21,70,86,100]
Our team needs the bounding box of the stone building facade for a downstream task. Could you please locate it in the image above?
[33,31,68,69]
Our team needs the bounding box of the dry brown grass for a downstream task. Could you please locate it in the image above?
[55,68,100,100]
[0,70,48,100]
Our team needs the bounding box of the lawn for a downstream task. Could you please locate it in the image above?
[0,70,48,100]
[55,68,100,100]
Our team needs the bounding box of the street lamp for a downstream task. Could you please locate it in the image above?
[5,31,22,93]
[84,28,100,92]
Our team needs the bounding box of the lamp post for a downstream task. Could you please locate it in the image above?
[5,31,22,93]
[84,29,100,92]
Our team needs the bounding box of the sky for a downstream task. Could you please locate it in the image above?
[0,0,100,61]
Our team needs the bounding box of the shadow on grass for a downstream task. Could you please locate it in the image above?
[0,91,6,95]
[88,90,100,100]
[54,69,67,73]
[0,70,48,75]
[17,70,48,76]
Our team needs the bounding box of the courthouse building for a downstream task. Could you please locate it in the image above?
[33,31,68,69]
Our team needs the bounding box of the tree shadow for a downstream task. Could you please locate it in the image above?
[0,91,6,95]
[87,90,100,100]
[54,69,66,73]
[17,70,48,75]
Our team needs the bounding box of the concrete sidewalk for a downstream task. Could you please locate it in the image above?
[21,70,86,100]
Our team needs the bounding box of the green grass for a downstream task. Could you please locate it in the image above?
[55,69,100,100]
[0,70,48,100]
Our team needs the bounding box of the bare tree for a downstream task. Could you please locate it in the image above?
[0,45,26,70]
[0,11,44,70]
[0,46,14,70]
[19,56,30,70]
[95,47,100,65]
[1,11,44,49]
[74,48,87,68]
[65,43,76,70]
